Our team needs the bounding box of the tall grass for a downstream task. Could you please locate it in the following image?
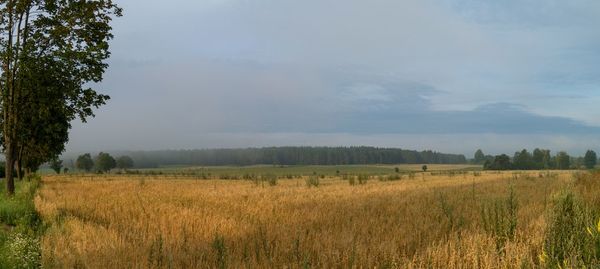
[541,190,599,267]
[35,170,600,268]
[0,175,43,268]
[480,185,518,251]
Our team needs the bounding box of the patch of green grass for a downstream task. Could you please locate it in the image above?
[541,190,599,268]
[0,175,43,268]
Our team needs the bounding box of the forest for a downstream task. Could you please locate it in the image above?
[120,147,468,168]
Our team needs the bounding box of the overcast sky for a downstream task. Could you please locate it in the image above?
[67,0,600,156]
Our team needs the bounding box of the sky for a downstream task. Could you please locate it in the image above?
[67,0,600,156]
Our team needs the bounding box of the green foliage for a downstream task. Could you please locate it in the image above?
[484,154,512,170]
[480,185,518,250]
[533,148,553,169]
[436,192,464,231]
[1,233,41,269]
[513,149,534,170]
[116,156,135,170]
[0,0,122,195]
[482,149,579,171]
[76,153,94,172]
[541,191,599,267]
[474,149,485,164]
[124,147,468,168]
[422,165,428,172]
[584,150,597,170]
[49,158,63,174]
[212,234,228,269]
[556,152,571,170]
[0,177,43,268]
[95,152,116,173]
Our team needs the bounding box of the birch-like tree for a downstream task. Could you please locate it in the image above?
[0,0,121,194]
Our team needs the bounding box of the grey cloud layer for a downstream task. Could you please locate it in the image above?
[67,0,600,154]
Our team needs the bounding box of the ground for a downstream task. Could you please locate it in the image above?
[33,167,600,268]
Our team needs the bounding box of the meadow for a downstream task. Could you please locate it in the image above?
[33,166,600,268]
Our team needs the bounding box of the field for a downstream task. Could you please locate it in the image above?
[34,167,600,268]
[129,164,480,178]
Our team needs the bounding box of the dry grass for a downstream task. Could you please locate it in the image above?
[34,170,590,268]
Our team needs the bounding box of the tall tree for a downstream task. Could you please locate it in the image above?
[474,149,485,164]
[95,152,115,173]
[513,149,533,170]
[556,151,571,170]
[584,150,597,170]
[116,155,134,170]
[75,153,94,172]
[0,0,122,194]
[484,154,512,170]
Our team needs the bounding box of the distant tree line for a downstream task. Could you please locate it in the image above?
[72,153,134,173]
[118,147,467,168]
[473,149,598,170]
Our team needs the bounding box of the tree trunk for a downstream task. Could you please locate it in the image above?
[5,143,15,195]
[25,168,31,180]
[15,159,22,180]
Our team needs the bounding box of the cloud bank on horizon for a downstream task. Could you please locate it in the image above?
[68,0,600,156]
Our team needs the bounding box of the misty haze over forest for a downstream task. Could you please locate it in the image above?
[67,0,600,156]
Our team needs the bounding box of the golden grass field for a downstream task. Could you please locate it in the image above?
[34,169,600,268]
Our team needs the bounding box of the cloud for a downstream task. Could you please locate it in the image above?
[66,0,600,154]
